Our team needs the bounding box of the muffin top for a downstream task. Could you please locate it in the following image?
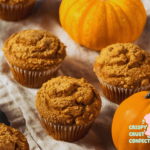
[0,124,29,150]
[94,43,150,89]
[2,29,67,71]
[0,0,31,5]
[35,76,101,125]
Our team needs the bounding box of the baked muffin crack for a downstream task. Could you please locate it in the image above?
[36,76,101,125]
[94,43,150,88]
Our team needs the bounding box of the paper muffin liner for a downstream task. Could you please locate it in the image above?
[7,61,61,88]
[41,117,95,142]
[0,0,35,21]
[98,78,150,104]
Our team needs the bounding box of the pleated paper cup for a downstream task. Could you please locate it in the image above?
[0,0,35,21]
[41,117,95,142]
[98,78,150,104]
[7,61,61,88]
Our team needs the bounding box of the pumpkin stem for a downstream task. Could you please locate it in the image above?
[145,92,150,98]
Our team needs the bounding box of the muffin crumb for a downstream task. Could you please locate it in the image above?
[35,76,101,125]
[2,29,67,71]
[0,124,29,150]
[94,43,150,88]
[141,79,149,86]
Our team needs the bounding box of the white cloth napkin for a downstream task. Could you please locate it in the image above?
[0,0,149,150]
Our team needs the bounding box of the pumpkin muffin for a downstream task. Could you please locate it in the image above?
[2,29,67,88]
[0,123,29,150]
[0,0,36,21]
[94,43,150,104]
[35,76,101,142]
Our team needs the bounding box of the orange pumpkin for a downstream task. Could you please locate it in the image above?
[112,91,150,150]
[59,0,147,51]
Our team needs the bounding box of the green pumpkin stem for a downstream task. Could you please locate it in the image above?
[145,92,150,98]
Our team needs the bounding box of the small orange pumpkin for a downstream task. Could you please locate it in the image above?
[112,91,150,150]
[59,0,147,50]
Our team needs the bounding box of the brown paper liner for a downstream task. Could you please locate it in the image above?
[0,0,35,21]
[8,62,61,88]
[99,78,150,104]
[41,117,95,142]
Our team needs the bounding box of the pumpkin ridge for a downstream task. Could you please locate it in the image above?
[129,0,147,34]
[106,2,123,42]
[59,0,146,51]
[103,1,108,47]
[120,0,142,41]
[112,91,150,150]
[60,0,82,30]
[127,0,146,20]
[78,0,98,44]
[114,107,137,149]
[59,0,71,28]
[108,0,132,42]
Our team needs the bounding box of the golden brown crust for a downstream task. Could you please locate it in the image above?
[0,0,30,5]
[0,124,29,150]
[2,29,67,71]
[94,43,150,89]
[35,76,101,125]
